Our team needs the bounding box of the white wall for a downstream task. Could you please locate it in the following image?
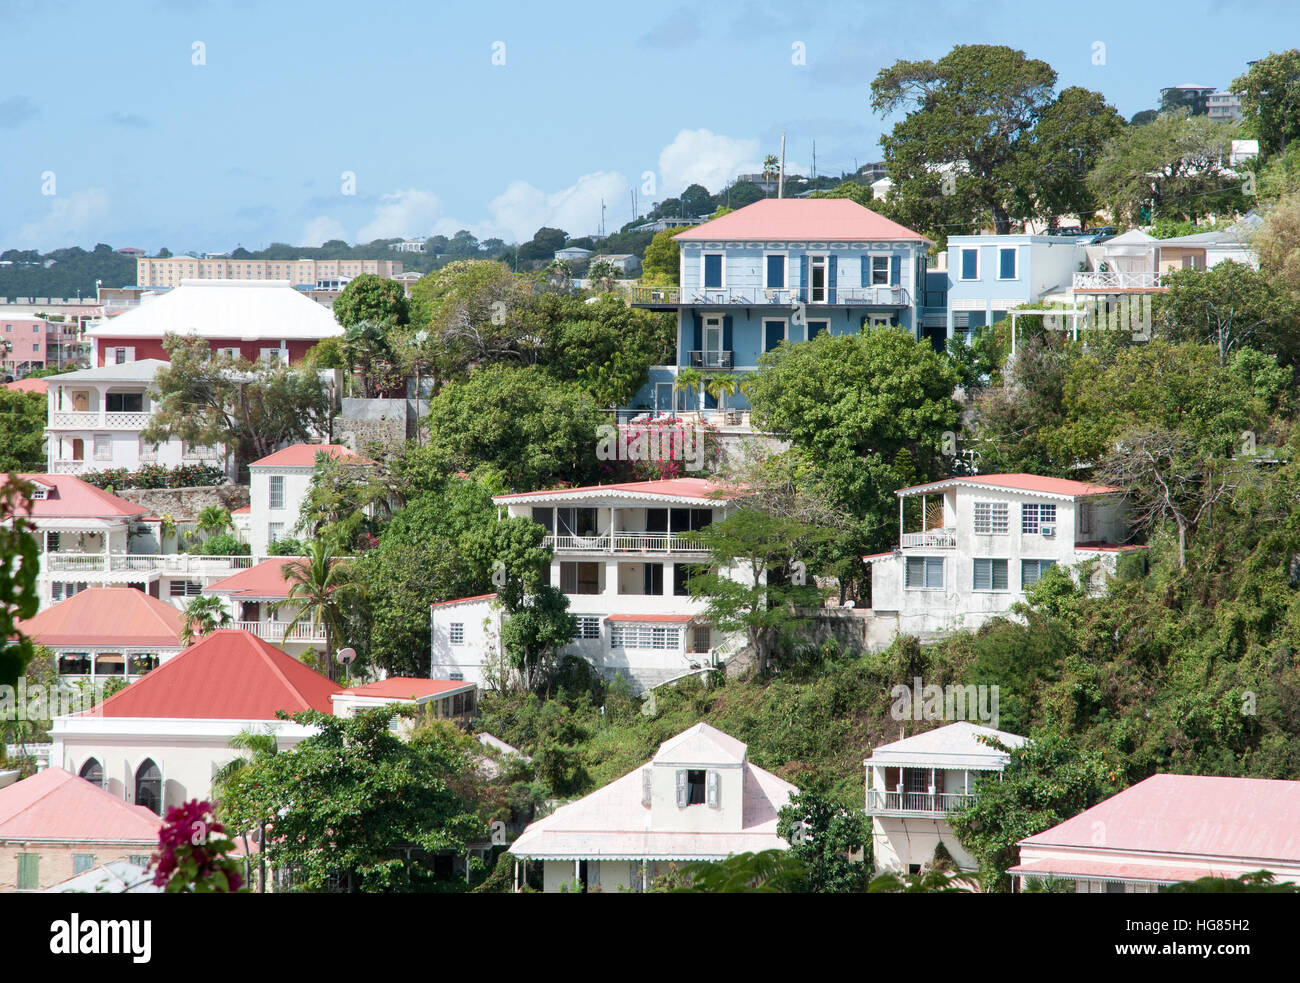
[247,466,316,555]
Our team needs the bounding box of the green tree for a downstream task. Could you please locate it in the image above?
[1013,86,1125,225]
[1230,50,1300,156]
[1254,193,1300,295]
[217,707,488,892]
[274,540,360,678]
[679,183,713,216]
[1155,260,1300,365]
[195,505,232,539]
[180,594,232,645]
[640,227,687,284]
[585,259,619,292]
[0,477,40,689]
[660,850,809,893]
[776,787,870,892]
[810,181,873,206]
[0,388,47,472]
[342,319,401,398]
[332,273,409,330]
[406,260,535,375]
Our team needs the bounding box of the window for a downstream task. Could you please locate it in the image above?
[703,253,723,289]
[79,758,104,788]
[105,392,144,412]
[93,434,111,461]
[577,616,601,640]
[763,318,786,353]
[807,320,828,340]
[449,623,465,645]
[641,563,664,595]
[998,246,1018,279]
[673,563,694,596]
[73,854,96,875]
[1022,503,1057,534]
[679,769,706,806]
[973,558,1009,591]
[692,625,711,653]
[168,580,202,597]
[809,255,827,303]
[870,255,890,285]
[128,855,150,868]
[764,254,785,289]
[973,502,1009,535]
[960,248,979,280]
[268,475,285,509]
[1079,502,1094,535]
[610,624,679,649]
[16,854,38,891]
[268,522,284,544]
[905,556,944,589]
[1021,559,1056,588]
[135,759,162,815]
[128,654,159,675]
[559,561,601,594]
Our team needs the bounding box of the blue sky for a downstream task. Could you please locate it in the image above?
[0,0,1292,253]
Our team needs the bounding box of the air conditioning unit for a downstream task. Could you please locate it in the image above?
[1040,525,1056,537]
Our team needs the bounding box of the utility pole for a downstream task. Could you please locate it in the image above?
[778,133,786,199]
[812,140,816,180]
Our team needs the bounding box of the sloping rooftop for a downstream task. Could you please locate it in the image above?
[494,477,739,505]
[4,378,48,394]
[336,677,473,700]
[896,473,1121,500]
[673,198,928,243]
[43,358,169,384]
[865,721,1027,770]
[0,768,161,842]
[655,722,748,765]
[249,443,374,468]
[12,474,148,520]
[16,587,185,647]
[86,279,344,342]
[204,558,304,600]
[44,859,162,893]
[81,628,340,719]
[1017,774,1300,863]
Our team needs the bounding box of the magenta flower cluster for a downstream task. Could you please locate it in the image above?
[152,799,245,892]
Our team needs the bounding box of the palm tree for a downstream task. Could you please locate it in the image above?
[273,539,358,680]
[180,594,232,645]
[673,367,704,415]
[196,505,232,539]
[704,373,743,417]
[212,729,277,893]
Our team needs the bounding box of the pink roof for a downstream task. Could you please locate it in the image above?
[232,505,251,514]
[673,198,928,243]
[495,477,739,502]
[16,587,184,647]
[340,677,473,700]
[1018,774,1300,863]
[5,378,48,395]
[0,768,161,843]
[85,629,341,719]
[11,474,147,520]
[204,558,305,599]
[605,613,695,623]
[1009,857,1218,883]
[430,593,496,609]
[250,443,374,468]
[898,473,1121,499]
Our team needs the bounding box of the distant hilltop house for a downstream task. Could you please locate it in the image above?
[553,246,592,263]
[388,238,427,253]
[589,253,640,275]
[509,722,796,892]
[865,473,1140,645]
[629,198,937,415]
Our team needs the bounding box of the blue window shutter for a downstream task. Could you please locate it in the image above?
[799,255,809,302]
[890,255,901,285]
[723,316,733,355]
[766,254,784,289]
[764,320,784,352]
[704,254,722,288]
[827,255,837,304]
[861,256,870,288]
[692,314,702,357]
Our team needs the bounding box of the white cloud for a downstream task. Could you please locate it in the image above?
[657,129,762,196]
[299,215,349,247]
[356,188,443,242]
[13,188,110,250]
[483,171,629,242]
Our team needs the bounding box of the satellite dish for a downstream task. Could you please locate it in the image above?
[336,647,356,666]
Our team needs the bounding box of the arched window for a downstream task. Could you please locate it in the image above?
[135,759,162,815]
[79,758,103,788]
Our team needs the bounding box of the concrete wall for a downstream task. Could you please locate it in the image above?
[871,816,976,873]
[118,484,249,522]
[333,398,407,455]
[0,841,157,892]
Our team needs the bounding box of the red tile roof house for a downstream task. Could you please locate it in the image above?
[203,556,331,655]
[1009,774,1300,892]
[431,478,749,694]
[864,473,1141,649]
[245,443,373,557]
[0,767,161,891]
[626,198,934,418]
[49,629,341,816]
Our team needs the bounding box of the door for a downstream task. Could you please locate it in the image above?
[903,767,929,810]
[703,316,723,368]
[71,390,89,412]
[810,256,827,303]
[655,383,674,413]
[71,438,84,461]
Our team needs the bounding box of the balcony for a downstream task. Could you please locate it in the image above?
[900,528,957,549]
[43,552,258,575]
[686,350,734,370]
[1072,271,1166,292]
[544,533,709,554]
[643,285,912,307]
[866,789,976,815]
[233,620,326,644]
[50,410,151,430]
[630,285,681,306]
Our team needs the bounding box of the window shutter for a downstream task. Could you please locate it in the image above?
[124,347,135,362]
[861,256,870,288]
[722,316,733,355]
[676,769,688,807]
[799,255,809,302]
[827,255,837,304]
[706,770,720,809]
[692,314,702,356]
[642,768,653,807]
[890,255,901,286]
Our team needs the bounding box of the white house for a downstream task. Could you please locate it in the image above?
[1010,774,1300,892]
[509,722,796,892]
[43,359,224,476]
[589,253,640,275]
[203,557,325,654]
[430,478,749,692]
[553,246,593,263]
[245,442,373,556]
[866,473,1136,643]
[864,721,1026,874]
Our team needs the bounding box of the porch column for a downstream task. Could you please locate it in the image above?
[899,496,904,547]
[97,384,107,426]
[609,506,615,551]
[104,527,111,572]
[921,495,927,533]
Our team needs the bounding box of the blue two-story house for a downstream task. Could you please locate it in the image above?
[629,199,933,414]
[944,234,1082,341]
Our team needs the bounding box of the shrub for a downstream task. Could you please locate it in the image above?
[198,533,250,556]
[267,537,305,556]
[80,463,225,490]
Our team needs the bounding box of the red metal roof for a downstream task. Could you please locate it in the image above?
[429,593,496,609]
[4,378,48,395]
[1018,774,1300,862]
[605,613,696,623]
[673,198,928,242]
[898,473,1121,499]
[0,768,161,842]
[16,587,184,647]
[11,473,148,519]
[495,477,738,502]
[232,505,251,514]
[340,677,473,699]
[84,628,341,719]
[204,558,304,599]
[249,443,374,468]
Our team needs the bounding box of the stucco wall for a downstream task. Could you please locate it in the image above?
[117,484,249,521]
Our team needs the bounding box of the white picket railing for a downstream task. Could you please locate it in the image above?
[49,411,152,429]
[900,528,957,549]
[867,789,975,814]
[233,620,326,643]
[1073,271,1165,291]
[544,533,708,553]
[44,552,258,574]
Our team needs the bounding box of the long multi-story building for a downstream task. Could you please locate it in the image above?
[135,256,402,289]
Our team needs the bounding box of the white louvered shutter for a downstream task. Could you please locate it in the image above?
[675,769,688,807]
[642,768,652,807]
[706,770,720,809]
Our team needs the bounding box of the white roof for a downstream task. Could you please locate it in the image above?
[655,722,748,765]
[43,859,161,893]
[864,721,1027,770]
[46,358,169,383]
[87,279,343,342]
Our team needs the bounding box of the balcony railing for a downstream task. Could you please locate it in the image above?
[233,620,326,643]
[50,410,151,429]
[867,789,975,814]
[653,285,913,307]
[1072,271,1166,291]
[43,552,258,574]
[686,350,734,369]
[630,285,681,305]
[900,528,957,549]
[544,533,709,554]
